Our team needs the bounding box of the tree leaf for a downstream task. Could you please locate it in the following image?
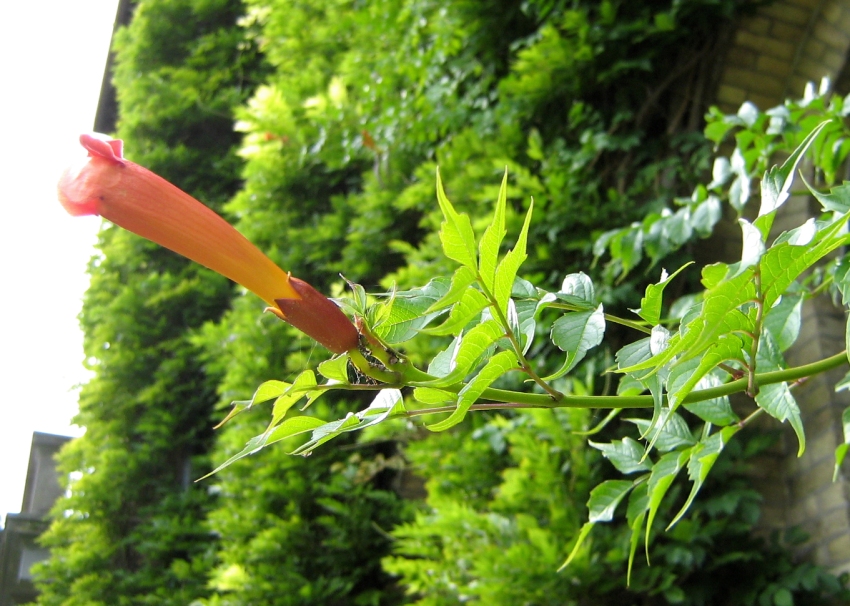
[667,425,740,529]
[756,330,805,455]
[755,382,805,456]
[492,200,533,313]
[834,407,850,481]
[545,305,606,380]
[436,168,477,269]
[427,350,517,431]
[626,483,649,585]
[421,288,488,336]
[268,370,317,427]
[318,354,350,383]
[760,214,850,309]
[418,320,505,388]
[645,449,690,562]
[757,120,829,233]
[424,266,476,314]
[588,479,634,523]
[558,521,595,571]
[478,169,508,291]
[560,272,596,306]
[636,264,692,326]
[589,437,653,474]
[763,294,803,352]
[626,410,696,453]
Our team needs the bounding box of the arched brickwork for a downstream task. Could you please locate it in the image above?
[713,0,850,575]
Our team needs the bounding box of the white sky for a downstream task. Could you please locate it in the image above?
[0,0,119,525]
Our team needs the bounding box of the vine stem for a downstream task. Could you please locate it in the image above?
[746,266,763,398]
[397,351,849,415]
[475,274,563,399]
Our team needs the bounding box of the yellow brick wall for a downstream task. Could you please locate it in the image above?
[715,0,850,575]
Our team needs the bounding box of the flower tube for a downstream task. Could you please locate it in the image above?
[59,133,359,354]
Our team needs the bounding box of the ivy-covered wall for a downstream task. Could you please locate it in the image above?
[35,0,850,604]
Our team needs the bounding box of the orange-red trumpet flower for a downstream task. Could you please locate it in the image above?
[59,133,359,354]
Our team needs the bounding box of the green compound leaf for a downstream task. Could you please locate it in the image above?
[427,350,518,431]
[637,263,692,326]
[412,387,455,405]
[478,169,508,292]
[374,279,450,344]
[559,479,634,571]
[318,354,350,383]
[756,382,805,456]
[269,370,317,427]
[292,389,405,456]
[201,416,326,479]
[545,304,606,380]
[645,449,690,562]
[756,330,805,456]
[763,294,803,352]
[834,407,850,481]
[619,269,755,376]
[757,121,829,234]
[421,288,488,336]
[626,410,696,453]
[668,425,740,530]
[667,333,744,411]
[682,371,738,426]
[418,320,505,388]
[493,200,533,314]
[559,521,594,571]
[760,213,850,310]
[589,437,653,474]
[626,482,649,586]
[808,180,850,213]
[559,272,596,307]
[425,266,476,314]
[436,168,477,269]
[215,379,290,428]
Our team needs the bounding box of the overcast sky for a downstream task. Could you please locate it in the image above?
[0,0,119,525]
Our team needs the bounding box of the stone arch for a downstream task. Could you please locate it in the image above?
[717,0,850,111]
[711,0,850,576]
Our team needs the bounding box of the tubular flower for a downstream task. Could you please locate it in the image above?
[59,133,359,354]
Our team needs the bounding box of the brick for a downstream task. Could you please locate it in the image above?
[822,2,844,22]
[716,84,747,108]
[795,458,834,498]
[818,507,850,535]
[818,482,849,511]
[761,505,787,529]
[748,92,782,110]
[828,533,850,563]
[812,20,850,51]
[822,49,846,73]
[802,37,826,61]
[735,30,797,60]
[771,20,806,40]
[762,2,815,26]
[830,560,850,577]
[725,67,785,96]
[796,57,837,83]
[756,54,793,76]
[806,406,840,440]
[726,46,758,69]
[742,15,773,35]
[811,429,838,461]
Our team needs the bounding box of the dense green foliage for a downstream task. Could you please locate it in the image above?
[33,1,260,603]
[385,413,846,605]
[36,0,850,604]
